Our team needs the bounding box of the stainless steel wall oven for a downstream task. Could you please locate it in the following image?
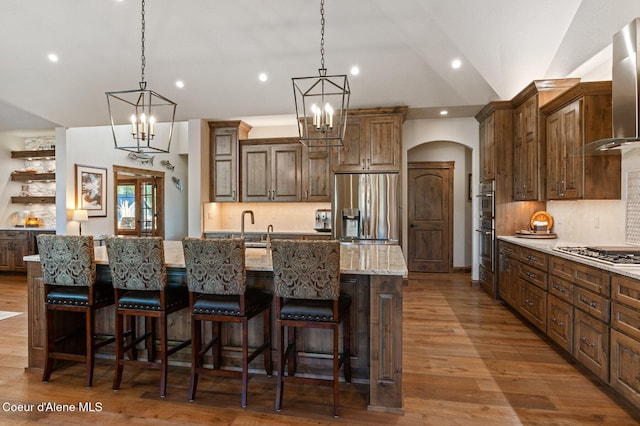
[476,181,495,271]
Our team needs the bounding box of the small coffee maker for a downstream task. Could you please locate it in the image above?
[314,209,332,232]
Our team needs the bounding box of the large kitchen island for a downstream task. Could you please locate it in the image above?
[25,241,408,414]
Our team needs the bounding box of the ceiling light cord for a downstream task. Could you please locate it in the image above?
[140,0,146,89]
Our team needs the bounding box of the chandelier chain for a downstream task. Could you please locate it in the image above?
[320,0,325,70]
[140,0,146,83]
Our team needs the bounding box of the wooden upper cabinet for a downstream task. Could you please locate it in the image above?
[541,81,620,200]
[511,79,580,201]
[241,139,301,202]
[302,146,332,202]
[479,114,495,181]
[209,121,251,202]
[333,107,406,173]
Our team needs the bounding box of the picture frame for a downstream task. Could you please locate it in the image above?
[76,164,107,217]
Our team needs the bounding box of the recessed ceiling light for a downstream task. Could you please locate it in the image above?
[47,53,59,63]
[258,72,268,82]
[350,66,360,76]
[440,110,448,116]
[175,80,184,88]
[451,58,462,69]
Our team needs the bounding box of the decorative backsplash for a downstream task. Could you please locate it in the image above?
[626,170,640,244]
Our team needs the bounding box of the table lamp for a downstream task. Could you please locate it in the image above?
[72,209,89,235]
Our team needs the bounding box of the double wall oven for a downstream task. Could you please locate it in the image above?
[476,181,495,272]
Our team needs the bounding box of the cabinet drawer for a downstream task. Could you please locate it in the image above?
[574,309,610,382]
[549,255,575,282]
[612,302,640,341]
[574,263,610,297]
[610,329,640,407]
[547,295,573,353]
[0,230,29,241]
[519,263,547,290]
[520,280,547,333]
[519,247,548,270]
[499,242,519,257]
[612,274,640,311]
[549,275,573,303]
[574,286,610,323]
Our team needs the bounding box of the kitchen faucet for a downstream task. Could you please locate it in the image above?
[240,210,254,239]
[266,224,273,251]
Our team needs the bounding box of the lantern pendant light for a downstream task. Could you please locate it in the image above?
[106,0,176,153]
[292,0,350,148]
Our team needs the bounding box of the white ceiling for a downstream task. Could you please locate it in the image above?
[1,0,640,133]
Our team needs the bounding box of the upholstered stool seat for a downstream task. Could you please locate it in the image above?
[271,239,351,418]
[183,237,272,408]
[192,287,272,317]
[107,236,191,398]
[38,234,115,388]
[279,295,351,322]
[46,282,114,306]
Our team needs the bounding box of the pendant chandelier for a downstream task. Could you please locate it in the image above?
[106,0,176,154]
[292,0,350,148]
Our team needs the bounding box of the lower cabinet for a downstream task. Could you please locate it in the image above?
[0,230,30,272]
[611,329,640,407]
[479,266,495,297]
[547,295,573,353]
[574,308,610,382]
[519,279,547,333]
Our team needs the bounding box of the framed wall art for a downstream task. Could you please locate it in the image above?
[76,164,107,217]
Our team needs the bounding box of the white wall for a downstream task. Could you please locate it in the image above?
[403,117,479,276]
[62,122,189,239]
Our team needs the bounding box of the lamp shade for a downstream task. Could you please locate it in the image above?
[72,209,89,222]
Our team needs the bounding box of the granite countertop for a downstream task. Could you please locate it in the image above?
[498,235,640,280]
[204,230,332,236]
[25,240,408,277]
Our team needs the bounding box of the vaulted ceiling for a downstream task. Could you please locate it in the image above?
[1,0,640,133]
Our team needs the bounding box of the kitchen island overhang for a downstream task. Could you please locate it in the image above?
[25,241,407,414]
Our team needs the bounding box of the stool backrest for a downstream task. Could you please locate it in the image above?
[271,239,340,300]
[182,237,246,295]
[106,237,166,291]
[37,235,95,287]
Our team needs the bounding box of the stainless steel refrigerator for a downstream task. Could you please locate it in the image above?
[333,173,399,243]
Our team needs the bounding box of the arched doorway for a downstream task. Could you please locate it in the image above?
[406,141,472,273]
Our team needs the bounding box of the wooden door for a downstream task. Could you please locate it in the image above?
[302,146,332,201]
[271,144,301,201]
[365,115,401,171]
[211,127,238,202]
[242,145,271,201]
[407,162,453,273]
[333,119,363,172]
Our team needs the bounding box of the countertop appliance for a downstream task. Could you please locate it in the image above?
[554,246,640,267]
[314,209,332,232]
[333,173,399,243]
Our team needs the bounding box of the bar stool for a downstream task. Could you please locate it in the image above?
[37,234,115,387]
[106,236,191,398]
[271,239,351,418]
[182,237,272,407]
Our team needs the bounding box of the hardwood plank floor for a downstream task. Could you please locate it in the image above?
[0,271,638,425]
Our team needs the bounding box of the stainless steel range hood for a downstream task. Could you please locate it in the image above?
[577,18,640,155]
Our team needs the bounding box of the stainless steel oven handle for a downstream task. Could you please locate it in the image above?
[475,229,493,235]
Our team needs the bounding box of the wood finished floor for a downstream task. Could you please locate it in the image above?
[0,271,638,425]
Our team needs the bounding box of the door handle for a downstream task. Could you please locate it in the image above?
[410,224,415,228]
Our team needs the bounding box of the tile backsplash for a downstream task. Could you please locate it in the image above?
[626,170,640,244]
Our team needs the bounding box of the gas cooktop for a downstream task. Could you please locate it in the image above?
[554,246,640,267]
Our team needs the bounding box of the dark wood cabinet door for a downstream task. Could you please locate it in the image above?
[242,145,271,201]
[365,115,401,171]
[548,295,573,353]
[211,127,239,201]
[271,144,301,201]
[479,114,495,181]
[333,120,364,171]
[302,146,331,202]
